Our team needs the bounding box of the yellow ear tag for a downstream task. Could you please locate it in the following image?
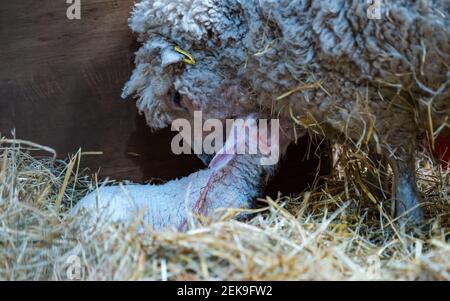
[174,46,196,65]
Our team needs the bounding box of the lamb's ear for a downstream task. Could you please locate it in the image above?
[161,48,184,68]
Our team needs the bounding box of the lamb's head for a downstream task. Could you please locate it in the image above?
[122,0,258,130]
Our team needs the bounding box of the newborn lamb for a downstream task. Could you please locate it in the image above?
[74,117,277,230]
[121,0,449,225]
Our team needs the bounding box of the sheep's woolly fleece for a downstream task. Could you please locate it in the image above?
[124,0,449,157]
[1,139,449,280]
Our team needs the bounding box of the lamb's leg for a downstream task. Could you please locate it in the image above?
[387,153,423,226]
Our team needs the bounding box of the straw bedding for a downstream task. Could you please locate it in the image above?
[1,137,448,280]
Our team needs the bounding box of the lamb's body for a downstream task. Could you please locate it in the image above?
[74,119,275,230]
[74,153,273,231]
[85,0,449,228]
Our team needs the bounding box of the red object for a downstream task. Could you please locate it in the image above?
[433,133,450,169]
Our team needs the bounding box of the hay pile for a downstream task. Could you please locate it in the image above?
[0,137,449,281]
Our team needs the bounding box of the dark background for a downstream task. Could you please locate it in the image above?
[0,0,329,197]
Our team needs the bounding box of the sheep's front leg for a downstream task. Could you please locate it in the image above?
[388,154,423,226]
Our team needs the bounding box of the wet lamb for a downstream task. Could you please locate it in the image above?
[73,118,278,230]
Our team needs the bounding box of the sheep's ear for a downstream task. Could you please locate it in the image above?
[161,48,184,68]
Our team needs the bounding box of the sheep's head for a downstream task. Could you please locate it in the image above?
[122,0,257,130]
